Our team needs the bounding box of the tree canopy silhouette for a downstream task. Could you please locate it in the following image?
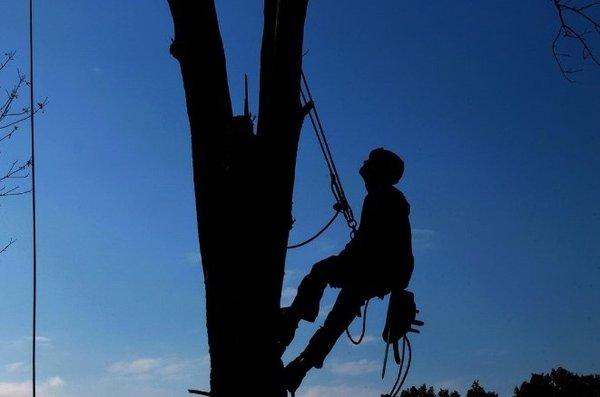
[514,367,600,397]
[400,384,460,397]
[398,368,600,397]
[466,381,498,397]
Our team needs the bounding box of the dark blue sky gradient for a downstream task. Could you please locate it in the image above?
[1,1,599,397]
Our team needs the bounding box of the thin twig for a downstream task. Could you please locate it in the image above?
[0,238,16,254]
[0,97,48,130]
[552,0,600,81]
[0,52,15,72]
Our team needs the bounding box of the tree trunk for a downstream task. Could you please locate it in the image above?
[167,1,309,396]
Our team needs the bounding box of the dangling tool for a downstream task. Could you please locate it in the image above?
[380,291,424,397]
[381,325,392,379]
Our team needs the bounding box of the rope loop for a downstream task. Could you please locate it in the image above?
[345,299,370,345]
[287,210,340,249]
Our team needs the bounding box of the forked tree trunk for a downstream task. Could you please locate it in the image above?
[167,1,309,396]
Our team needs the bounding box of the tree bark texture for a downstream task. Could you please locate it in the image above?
[167,1,309,396]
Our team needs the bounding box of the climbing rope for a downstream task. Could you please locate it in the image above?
[300,71,357,236]
[286,71,358,250]
[384,336,412,397]
[287,210,339,249]
[345,299,370,345]
[28,1,38,397]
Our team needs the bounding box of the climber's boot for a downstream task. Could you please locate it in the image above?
[283,355,312,397]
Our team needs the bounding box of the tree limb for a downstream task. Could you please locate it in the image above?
[257,0,310,141]
[552,0,600,81]
[167,0,233,152]
[0,238,16,254]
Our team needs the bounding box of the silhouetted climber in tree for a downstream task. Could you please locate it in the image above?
[279,148,414,395]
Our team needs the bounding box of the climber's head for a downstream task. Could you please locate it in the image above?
[360,148,404,189]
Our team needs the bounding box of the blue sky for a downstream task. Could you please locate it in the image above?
[1,1,599,397]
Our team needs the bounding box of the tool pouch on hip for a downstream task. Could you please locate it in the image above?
[382,290,424,345]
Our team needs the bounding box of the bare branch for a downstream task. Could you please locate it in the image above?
[0,52,15,72]
[0,185,32,197]
[1,51,42,254]
[0,125,20,144]
[1,158,31,182]
[0,72,27,121]
[552,0,600,81]
[0,97,48,130]
[0,238,16,254]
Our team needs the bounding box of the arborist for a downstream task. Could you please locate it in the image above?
[279,147,415,396]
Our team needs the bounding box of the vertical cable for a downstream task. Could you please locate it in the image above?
[28,1,37,397]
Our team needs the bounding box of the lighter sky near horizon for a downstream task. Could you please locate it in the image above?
[1,1,599,397]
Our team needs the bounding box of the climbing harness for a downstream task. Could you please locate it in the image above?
[286,71,357,249]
